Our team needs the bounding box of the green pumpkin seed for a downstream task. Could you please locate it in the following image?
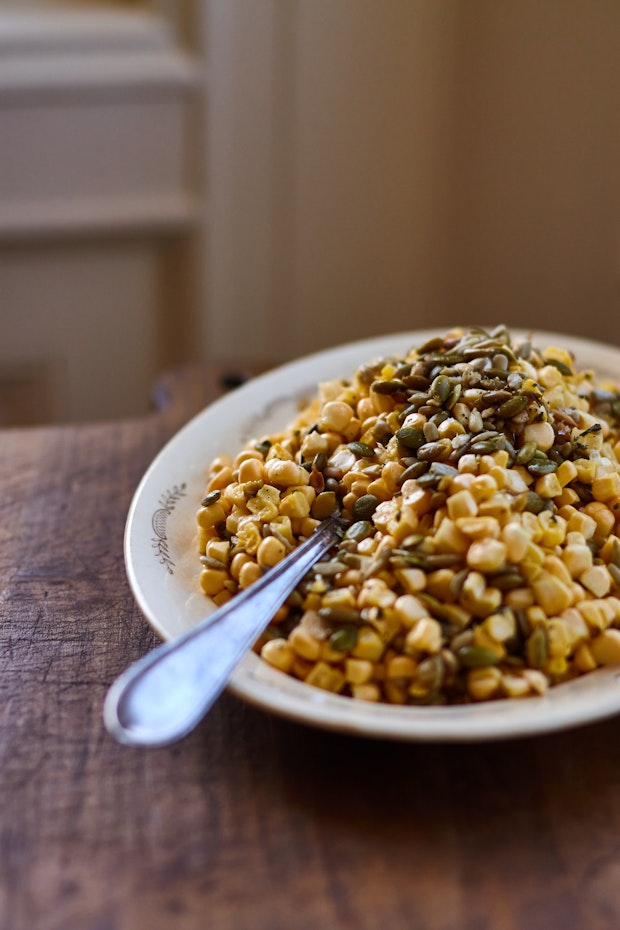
[395,427,425,450]
[526,626,548,669]
[457,646,501,668]
[431,374,451,404]
[352,494,380,521]
[496,394,529,418]
[371,379,408,395]
[345,520,374,542]
[201,490,221,506]
[348,441,376,458]
[397,460,428,484]
[329,627,359,652]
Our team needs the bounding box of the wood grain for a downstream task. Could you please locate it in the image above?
[2,365,620,930]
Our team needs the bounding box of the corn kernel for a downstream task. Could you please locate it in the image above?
[261,638,294,672]
[466,539,507,573]
[580,565,612,598]
[351,627,385,662]
[305,661,346,693]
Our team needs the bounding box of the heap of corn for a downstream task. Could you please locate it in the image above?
[196,326,620,704]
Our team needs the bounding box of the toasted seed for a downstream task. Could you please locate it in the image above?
[201,490,221,506]
[526,626,548,669]
[497,395,529,418]
[372,379,408,395]
[395,427,425,450]
[352,494,380,521]
[417,439,452,461]
[431,375,451,404]
[398,461,428,483]
[329,627,359,652]
[457,646,501,668]
[348,441,376,458]
[320,607,364,626]
[345,520,374,542]
[515,441,537,465]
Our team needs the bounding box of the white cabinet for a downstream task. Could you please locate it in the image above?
[0,9,202,424]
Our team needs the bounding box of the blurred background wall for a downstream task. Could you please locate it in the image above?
[1,0,619,425]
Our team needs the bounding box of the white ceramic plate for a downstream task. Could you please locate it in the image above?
[125,329,620,741]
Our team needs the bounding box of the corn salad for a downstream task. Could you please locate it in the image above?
[196,326,620,705]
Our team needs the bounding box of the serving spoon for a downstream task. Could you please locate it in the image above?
[104,514,346,748]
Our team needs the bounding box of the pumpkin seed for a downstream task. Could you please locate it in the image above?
[457,646,501,668]
[397,460,428,483]
[417,439,452,461]
[201,490,221,506]
[395,427,426,450]
[515,441,537,465]
[329,627,359,652]
[431,374,451,404]
[352,494,380,521]
[348,441,375,458]
[496,394,529,418]
[345,520,374,542]
[371,379,408,395]
[526,626,548,669]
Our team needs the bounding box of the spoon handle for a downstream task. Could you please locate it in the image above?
[104,514,345,747]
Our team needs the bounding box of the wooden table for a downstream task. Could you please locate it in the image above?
[3,364,620,930]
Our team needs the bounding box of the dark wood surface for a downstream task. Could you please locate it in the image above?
[2,364,620,930]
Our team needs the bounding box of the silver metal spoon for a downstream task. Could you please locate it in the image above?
[104,514,346,747]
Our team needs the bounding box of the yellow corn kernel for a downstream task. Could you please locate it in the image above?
[543,555,573,587]
[264,458,309,488]
[556,459,578,487]
[432,518,470,554]
[580,565,612,598]
[502,522,530,562]
[357,578,397,610]
[583,501,616,539]
[483,611,516,643]
[425,569,455,601]
[351,682,381,702]
[238,559,262,589]
[206,464,235,492]
[197,502,227,529]
[467,666,502,701]
[345,658,375,685]
[199,568,228,597]
[466,539,507,573]
[531,572,572,615]
[237,457,264,483]
[566,510,597,539]
[261,638,294,672]
[505,587,535,610]
[289,626,322,661]
[576,599,607,631]
[590,629,620,665]
[574,642,598,672]
[247,484,281,521]
[574,458,597,484]
[547,619,570,657]
[478,494,514,522]
[319,400,355,432]
[522,420,555,451]
[455,516,500,540]
[256,535,287,568]
[351,627,385,662]
[279,489,311,519]
[562,543,593,578]
[447,489,478,521]
[386,655,418,681]
[305,661,346,693]
[501,674,531,698]
[404,618,443,655]
[470,474,498,501]
[537,512,567,548]
[472,624,505,659]
[205,538,231,565]
[393,568,426,596]
[535,473,563,499]
[460,571,502,617]
[522,668,549,694]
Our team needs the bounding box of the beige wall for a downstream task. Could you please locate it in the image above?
[206,0,620,364]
